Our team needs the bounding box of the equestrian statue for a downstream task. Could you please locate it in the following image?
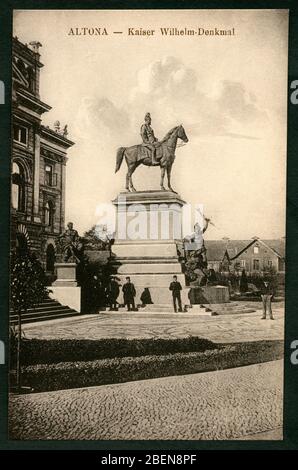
[115,112,188,192]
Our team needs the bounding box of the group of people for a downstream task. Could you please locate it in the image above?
[91,272,275,318]
[104,276,137,311]
[104,275,184,313]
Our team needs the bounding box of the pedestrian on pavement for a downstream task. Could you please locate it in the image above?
[169,275,183,312]
[260,277,275,320]
[106,276,120,311]
[122,276,136,311]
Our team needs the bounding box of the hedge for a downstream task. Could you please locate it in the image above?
[12,336,217,366]
[12,340,283,393]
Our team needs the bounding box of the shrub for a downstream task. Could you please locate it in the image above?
[12,336,217,366]
[14,340,283,393]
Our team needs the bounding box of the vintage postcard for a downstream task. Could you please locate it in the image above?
[8,9,287,440]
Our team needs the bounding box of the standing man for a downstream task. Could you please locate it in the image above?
[122,277,136,311]
[169,275,183,312]
[260,277,275,320]
[107,276,120,311]
[140,112,159,165]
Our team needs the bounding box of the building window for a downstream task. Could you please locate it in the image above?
[11,162,25,211]
[253,259,260,270]
[45,201,54,228]
[240,259,246,268]
[253,245,259,254]
[45,165,52,186]
[45,164,57,186]
[46,244,56,273]
[13,124,28,145]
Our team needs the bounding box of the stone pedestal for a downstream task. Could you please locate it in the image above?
[112,191,189,306]
[53,263,78,287]
[188,285,230,304]
[51,262,81,312]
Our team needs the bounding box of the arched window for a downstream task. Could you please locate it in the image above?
[45,200,54,228]
[16,233,28,255]
[46,244,55,273]
[11,161,25,211]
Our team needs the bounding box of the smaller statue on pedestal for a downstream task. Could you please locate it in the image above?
[56,222,84,263]
[184,217,211,285]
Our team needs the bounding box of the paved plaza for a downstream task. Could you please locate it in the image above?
[9,360,283,440]
[11,302,284,440]
[23,302,284,343]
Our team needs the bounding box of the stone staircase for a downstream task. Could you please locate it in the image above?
[189,302,256,316]
[10,298,80,325]
[141,304,181,313]
[104,302,256,316]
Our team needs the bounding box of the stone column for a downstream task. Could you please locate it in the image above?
[33,131,41,223]
[60,161,66,232]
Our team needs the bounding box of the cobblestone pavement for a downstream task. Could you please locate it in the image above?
[23,303,284,343]
[9,360,283,440]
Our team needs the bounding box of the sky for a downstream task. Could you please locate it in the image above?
[14,9,288,240]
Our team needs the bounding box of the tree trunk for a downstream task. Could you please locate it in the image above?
[16,309,22,393]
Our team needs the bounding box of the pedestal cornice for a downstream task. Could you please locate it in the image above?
[112,190,186,206]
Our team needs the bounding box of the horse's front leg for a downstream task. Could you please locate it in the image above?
[160,166,166,190]
[129,166,137,192]
[125,172,130,192]
[167,165,176,193]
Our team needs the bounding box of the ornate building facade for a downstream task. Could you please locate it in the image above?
[11,37,74,272]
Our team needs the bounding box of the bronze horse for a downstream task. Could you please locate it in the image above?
[115,125,188,192]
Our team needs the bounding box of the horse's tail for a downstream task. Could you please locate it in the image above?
[115,147,125,173]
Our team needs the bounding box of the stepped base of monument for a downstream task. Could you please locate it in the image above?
[114,274,189,306]
[189,302,256,316]
[99,301,256,316]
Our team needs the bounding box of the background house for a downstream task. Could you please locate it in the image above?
[11,37,74,272]
[205,237,285,273]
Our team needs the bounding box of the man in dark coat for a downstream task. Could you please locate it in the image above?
[106,276,120,311]
[122,277,136,311]
[169,275,183,312]
[259,278,275,320]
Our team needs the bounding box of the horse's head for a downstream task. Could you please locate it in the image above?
[177,125,189,143]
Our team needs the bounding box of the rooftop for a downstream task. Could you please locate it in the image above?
[205,238,285,261]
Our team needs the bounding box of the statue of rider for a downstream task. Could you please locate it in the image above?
[140,112,159,165]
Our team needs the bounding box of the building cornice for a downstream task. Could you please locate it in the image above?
[13,37,44,68]
[16,88,51,115]
[41,125,75,148]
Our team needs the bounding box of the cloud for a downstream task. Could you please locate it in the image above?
[130,56,197,101]
[73,56,268,145]
[74,96,130,141]
[215,80,267,124]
